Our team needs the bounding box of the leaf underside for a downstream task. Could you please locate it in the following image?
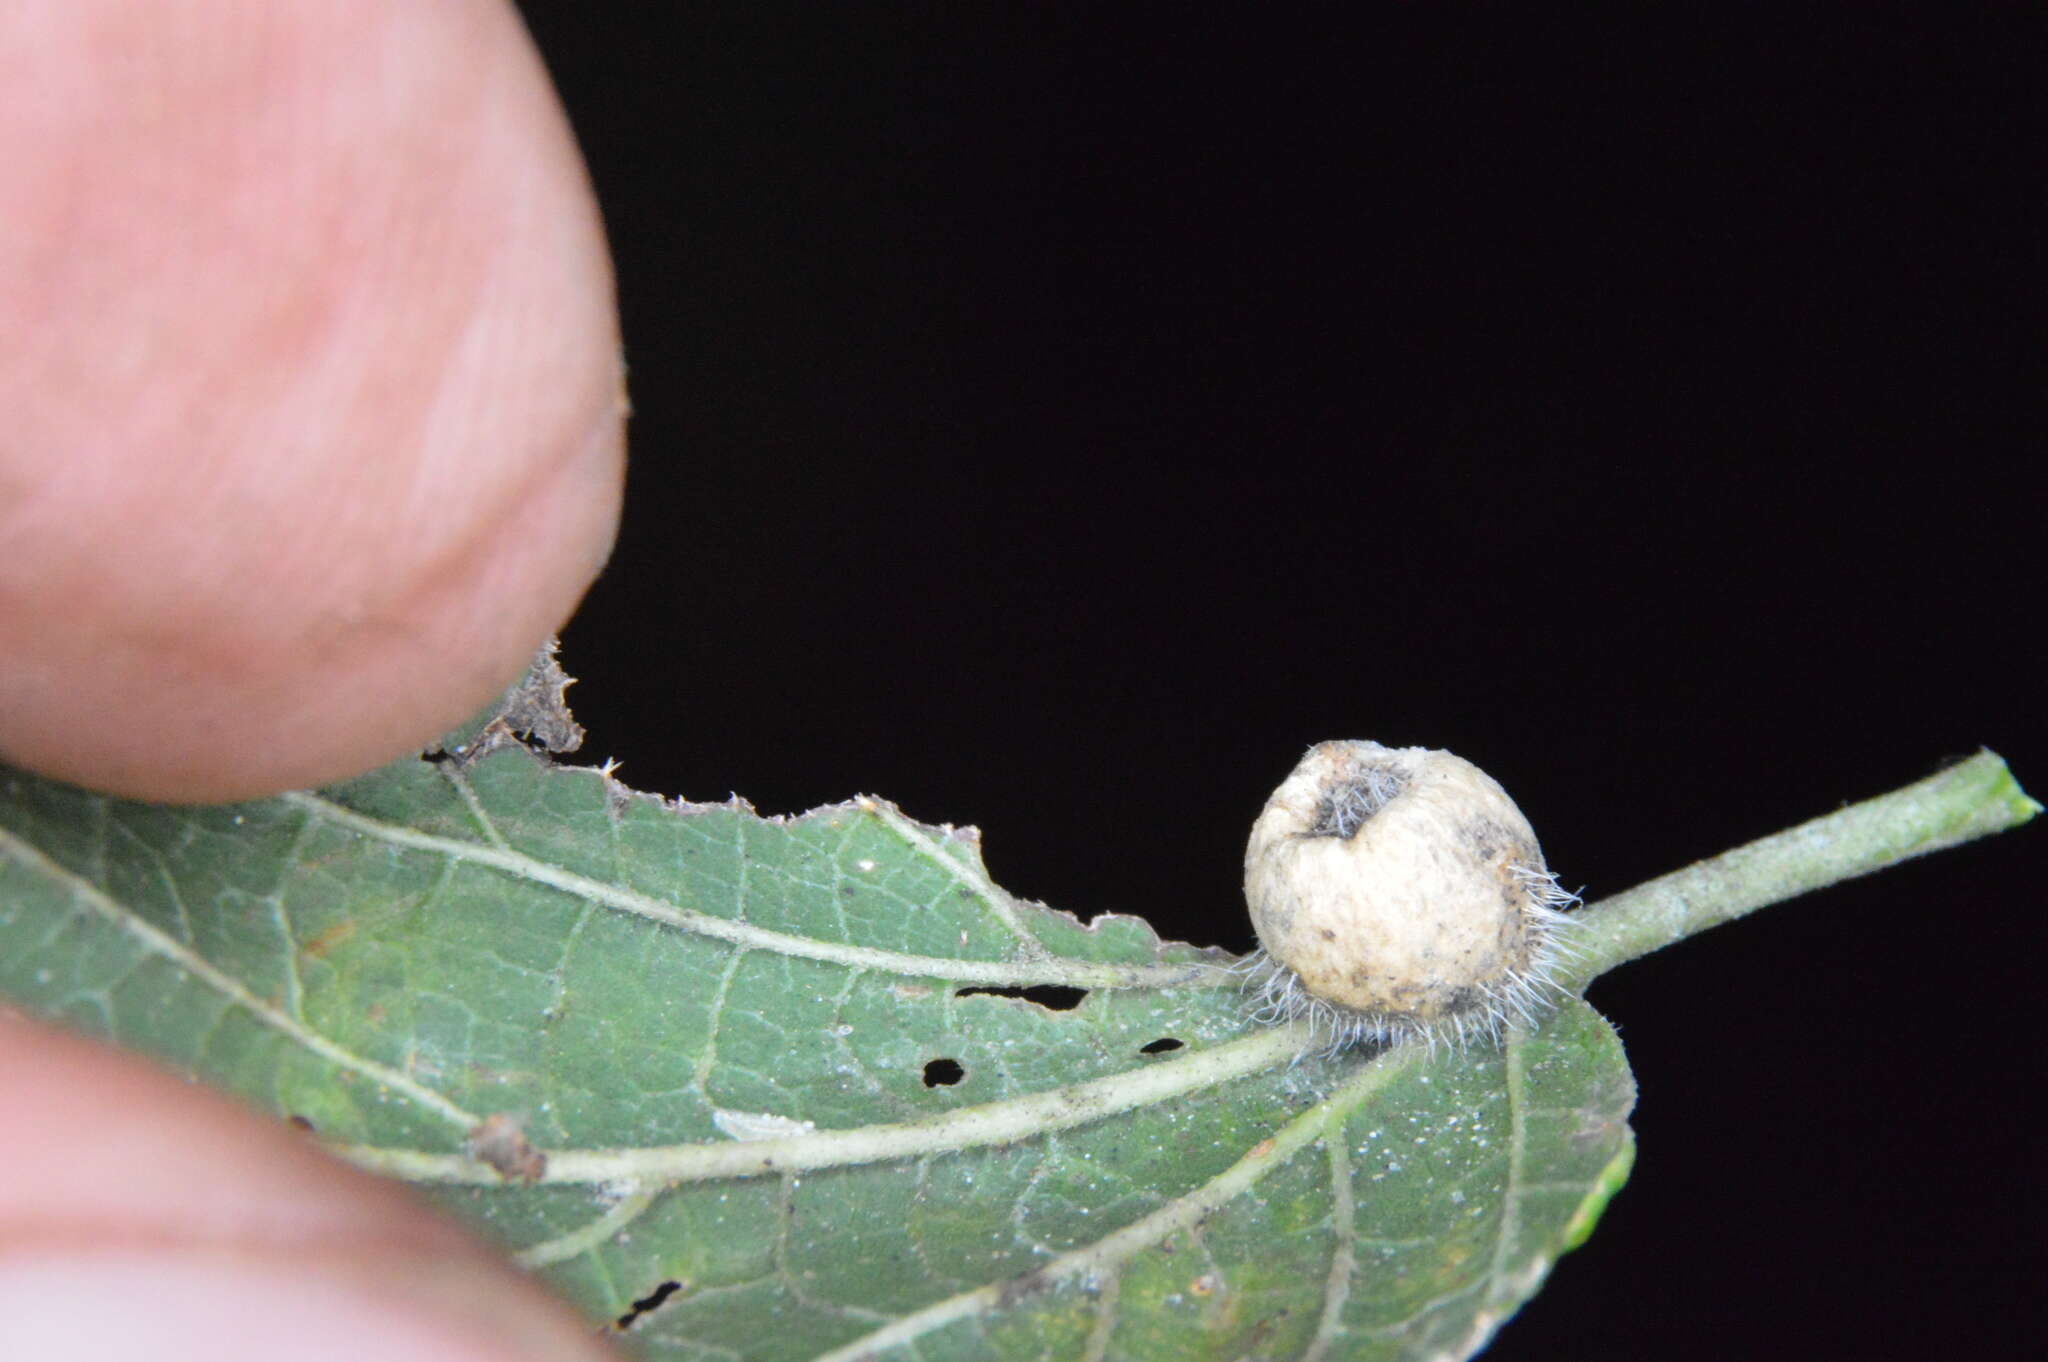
[0,714,1634,1361]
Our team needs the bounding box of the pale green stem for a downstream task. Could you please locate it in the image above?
[1562,749,2037,991]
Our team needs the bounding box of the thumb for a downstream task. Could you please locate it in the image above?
[0,1010,621,1361]
[0,0,625,804]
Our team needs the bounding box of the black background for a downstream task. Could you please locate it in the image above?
[515,6,2038,1359]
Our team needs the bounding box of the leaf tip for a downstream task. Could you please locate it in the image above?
[1963,748,2040,828]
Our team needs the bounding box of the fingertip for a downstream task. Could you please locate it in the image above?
[0,0,627,803]
[0,1012,620,1362]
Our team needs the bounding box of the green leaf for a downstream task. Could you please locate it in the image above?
[5,695,2034,1362]
[0,721,1637,1361]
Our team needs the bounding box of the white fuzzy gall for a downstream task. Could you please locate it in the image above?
[1241,740,1577,1051]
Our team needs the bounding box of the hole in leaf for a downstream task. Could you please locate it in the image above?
[614,1280,681,1330]
[1139,1037,1184,1054]
[953,984,1089,1011]
[923,1058,965,1087]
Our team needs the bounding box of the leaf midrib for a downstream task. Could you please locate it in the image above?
[336,1023,1311,1185]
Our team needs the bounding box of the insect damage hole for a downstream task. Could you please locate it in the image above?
[953,984,1089,1011]
[1139,1037,1184,1054]
[614,1280,682,1331]
[922,1058,965,1087]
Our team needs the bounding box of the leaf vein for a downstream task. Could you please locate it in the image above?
[866,800,1044,955]
[441,764,514,851]
[0,822,479,1133]
[804,1046,1416,1362]
[514,1181,667,1268]
[1079,1268,1121,1362]
[334,1024,1310,1185]
[282,793,1217,990]
[1301,1131,1357,1362]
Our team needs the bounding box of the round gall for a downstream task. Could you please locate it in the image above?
[1241,740,1576,1050]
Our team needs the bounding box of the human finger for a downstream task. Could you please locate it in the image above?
[0,0,626,803]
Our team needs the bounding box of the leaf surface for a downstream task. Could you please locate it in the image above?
[0,728,1632,1361]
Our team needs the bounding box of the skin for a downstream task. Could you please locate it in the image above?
[0,2,626,1356]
